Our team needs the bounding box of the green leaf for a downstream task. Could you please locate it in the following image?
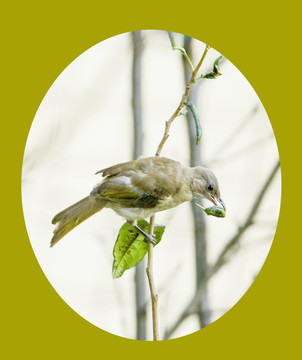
[203,73,217,79]
[195,203,226,218]
[112,220,165,279]
[213,55,223,75]
[168,32,194,72]
[197,55,223,80]
[186,102,202,145]
[204,206,225,217]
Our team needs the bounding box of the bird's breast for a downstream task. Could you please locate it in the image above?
[108,204,157,221]
[107,184,193,221]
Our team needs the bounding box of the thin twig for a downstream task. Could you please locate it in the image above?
[146,43,211,341]
[146,216,159,340]
[155,44,211,157]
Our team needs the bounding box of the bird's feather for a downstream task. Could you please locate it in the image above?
[94,157,184,208]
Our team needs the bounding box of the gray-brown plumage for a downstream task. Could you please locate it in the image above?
[51,157,225,247]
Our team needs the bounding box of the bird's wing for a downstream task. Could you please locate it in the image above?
[96,157,180,178]
[94,175,159,208]
[93,157,183,208]
[96,159,138,177]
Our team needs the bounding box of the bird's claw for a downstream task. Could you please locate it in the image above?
[130,223,157,245]
[143,233,156,245]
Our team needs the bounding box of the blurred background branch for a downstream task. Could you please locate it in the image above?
[164,159,280,339]
[209,160,280,276]
[208,103,261,163]
[131,31,147,340]
[182,35,210,329]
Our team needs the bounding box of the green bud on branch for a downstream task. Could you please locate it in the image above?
[195,203,226,218]
[197,55,223,80]
[186,102,202,145]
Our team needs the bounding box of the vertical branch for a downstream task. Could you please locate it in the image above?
[146,42,211,340]
[131,31,147,340]
[146,216,159,341]
[182,36,210,328]
[132,31,144,160]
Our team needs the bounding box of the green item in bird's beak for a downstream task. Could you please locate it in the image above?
[195,203,226,218]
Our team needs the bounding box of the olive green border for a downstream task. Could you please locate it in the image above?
[0,1,300,358]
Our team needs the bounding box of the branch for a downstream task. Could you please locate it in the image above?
[182,35,210,328]
[164,160,280,339]
[132,31,144,160]
[209,134,274,166]
[131,31,147,341]
[147,43,211,341]
[146,216,159,340]
[208,103,260,162]
[209,160,280,276]
[155,44,211,156]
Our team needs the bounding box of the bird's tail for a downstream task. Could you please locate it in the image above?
[51,196,106,247]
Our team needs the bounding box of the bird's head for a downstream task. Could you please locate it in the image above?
[191,166,226,210]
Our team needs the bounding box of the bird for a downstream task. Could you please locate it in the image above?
[51,157,225,247]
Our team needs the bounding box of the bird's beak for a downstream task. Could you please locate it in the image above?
[218,197,226,211]
[210,195,226,211]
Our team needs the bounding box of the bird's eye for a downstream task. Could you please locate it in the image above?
[208,184,214,191]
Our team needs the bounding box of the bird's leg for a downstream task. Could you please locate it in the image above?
[127,220,156,245]
[134,225,156,245]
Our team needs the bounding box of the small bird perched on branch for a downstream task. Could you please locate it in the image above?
[51,157,225,247]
